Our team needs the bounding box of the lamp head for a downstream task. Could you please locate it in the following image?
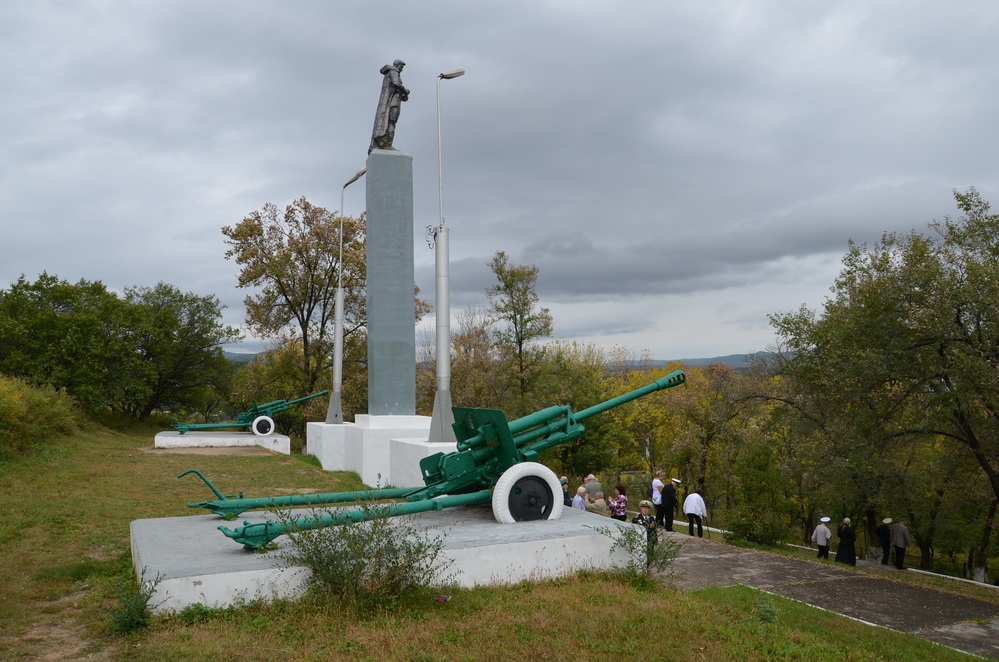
[439,68,465,80]
[343,166,366,188]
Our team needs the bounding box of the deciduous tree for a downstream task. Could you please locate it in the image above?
[223,198,366,394]
[123,282,241,420]
[485,251,553,415]
[770,189,999,580]
[0,273,137,414]
[0,275,239,421]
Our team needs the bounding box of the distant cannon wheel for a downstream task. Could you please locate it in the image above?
[491,462,563,523]
[251,416,274,436]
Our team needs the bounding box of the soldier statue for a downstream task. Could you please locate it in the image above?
[369,59,410,154]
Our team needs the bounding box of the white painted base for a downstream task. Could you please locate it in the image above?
[131,506,633,614]
[154,431,291,456]
[307,416,450,487]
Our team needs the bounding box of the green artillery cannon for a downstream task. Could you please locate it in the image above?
[181,371,685,550]
[172,390,329,436]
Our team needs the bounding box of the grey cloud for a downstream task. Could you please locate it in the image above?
[4,2,999,358]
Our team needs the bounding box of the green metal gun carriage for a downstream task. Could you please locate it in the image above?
[180,371,685,550]
[172,390,329,436]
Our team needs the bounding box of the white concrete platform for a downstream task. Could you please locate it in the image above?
[307,416,447,486]
[130,506,634,614]
[154,430,291,455]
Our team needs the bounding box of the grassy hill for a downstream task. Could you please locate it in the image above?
[0,423,987,660]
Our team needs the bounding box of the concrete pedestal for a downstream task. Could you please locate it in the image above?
[365,149,416,415]
[307,416,450,487]
[154,431,291,455]
[130,506,633,614]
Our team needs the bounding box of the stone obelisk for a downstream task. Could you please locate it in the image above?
[365,149,415,414]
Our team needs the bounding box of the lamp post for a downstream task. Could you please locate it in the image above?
[326,165,366,424]
[428,67,464,443]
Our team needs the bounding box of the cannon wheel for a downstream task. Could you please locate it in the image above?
[491,462,563,524]
[251,415,275,436]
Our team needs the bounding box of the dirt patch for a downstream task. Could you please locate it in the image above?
[16,622,109,661]
[14,591,113,661]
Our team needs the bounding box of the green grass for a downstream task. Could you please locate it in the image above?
[0,426,989,660]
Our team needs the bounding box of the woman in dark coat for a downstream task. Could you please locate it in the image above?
[834,517,857,566]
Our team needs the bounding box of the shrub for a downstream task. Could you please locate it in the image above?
[108,570,161,635]
[0,374,79,458]
[724,506,790,547]
[279,506,455,614]
[590,523,681,589]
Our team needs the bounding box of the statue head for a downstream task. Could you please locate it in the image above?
[393,59,406,70]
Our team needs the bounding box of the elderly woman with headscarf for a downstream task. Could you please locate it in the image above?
[834,517,857,566]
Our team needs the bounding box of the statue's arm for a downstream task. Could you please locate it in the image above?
[388,70,410,98]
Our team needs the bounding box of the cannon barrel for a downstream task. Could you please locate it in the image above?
[455,370,686,454]
[573,370,685,421]
[522,369,686,455]
[247,389,329,416]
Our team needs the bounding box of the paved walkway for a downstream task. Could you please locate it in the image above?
[670,533,999,659]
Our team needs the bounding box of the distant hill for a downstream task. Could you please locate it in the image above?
[224,351,257,363]
[225,350,770,369]
[657,351,771,370]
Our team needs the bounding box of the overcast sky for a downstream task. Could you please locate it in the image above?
[3,2,998,360]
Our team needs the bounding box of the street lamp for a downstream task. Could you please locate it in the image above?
[437,68,464,229]
[326,166,366,424]
[428,67,464,443]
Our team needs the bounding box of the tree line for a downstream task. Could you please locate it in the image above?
[0,275,239,421]
[2,190,997,582]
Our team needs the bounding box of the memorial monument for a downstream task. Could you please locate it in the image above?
[131,61,676,614]
[365,59,416,416]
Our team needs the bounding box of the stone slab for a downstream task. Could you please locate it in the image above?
[131,506,633,614]
[154,430,291,455]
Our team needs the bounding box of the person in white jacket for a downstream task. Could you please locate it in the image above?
[811,516,832,559]
[683,490,708,537]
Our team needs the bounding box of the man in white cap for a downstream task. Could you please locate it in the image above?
[811,516,832,559]
[876,517,893,565]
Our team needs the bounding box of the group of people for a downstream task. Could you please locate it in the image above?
[561,471,915,571]
[563,474,630,522]
[651,470,708,537]
[810,515,911,569]
[562,470,708,538]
